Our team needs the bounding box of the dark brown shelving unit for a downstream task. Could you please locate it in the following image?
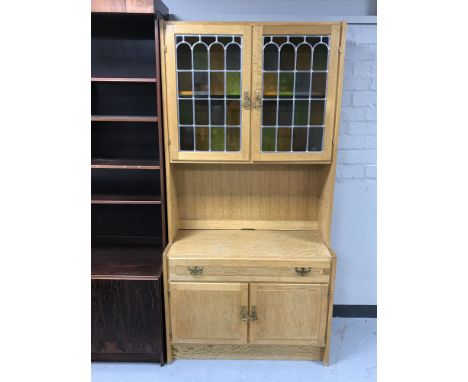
[91,0,168,365]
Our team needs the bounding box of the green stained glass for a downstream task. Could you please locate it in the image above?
[211,127,225,151]
[262,128,276,151]
[226,72,240,98]
[226,128,240,151]
[294,100,308,126]
[279,72,294,98]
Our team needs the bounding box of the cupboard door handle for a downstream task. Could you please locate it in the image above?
[187,266,204,275]
[241,306,250,321]
[295,267,312,276]
[242,91,251,109]
[250,306,257,321]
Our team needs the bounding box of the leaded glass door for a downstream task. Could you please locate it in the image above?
[251,25,342,162]
[164,24,252,161]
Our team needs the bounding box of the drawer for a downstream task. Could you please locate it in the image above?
[168,258,330,283]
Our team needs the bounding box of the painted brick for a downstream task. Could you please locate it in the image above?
[353,61,374,77]
[366,107,377,121]
[343,77,371,91]
[341,106,368,121]
[341,122,376,136]
[339,149,376,165]
[366,135,377,149]
[347,25,377,44]
[344,43,376,61]
[339,135,367,150]
[365,165,377,178]
[353,92,376,107]
[336,165,365,179]
[341,91,353,107]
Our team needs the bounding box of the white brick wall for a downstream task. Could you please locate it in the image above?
[337,25,377,182]
[332,24,377,305]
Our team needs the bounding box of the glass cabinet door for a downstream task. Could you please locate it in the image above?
[251,25,342,162]
[164,24,252,161]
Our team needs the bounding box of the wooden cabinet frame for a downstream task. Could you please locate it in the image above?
[160,21,347,366]
[164,24,252,162]
[162,22,345,163]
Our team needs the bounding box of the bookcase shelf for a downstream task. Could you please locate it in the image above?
[91,158,161,169]
[92,77,157,83]
[91,0,168,364]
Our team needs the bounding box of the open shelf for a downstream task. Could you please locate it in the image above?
[92,243,163,279]
[92,158,160,170]
[92,77,156,83]
[91,115,158,122]
[92,194,161,204]
[91,13,156,78]
[92,82,157,117]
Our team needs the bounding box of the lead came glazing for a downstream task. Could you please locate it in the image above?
[176,35,242,152]
[261,35,330,152]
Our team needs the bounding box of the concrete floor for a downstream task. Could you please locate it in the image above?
[92,317,376,382]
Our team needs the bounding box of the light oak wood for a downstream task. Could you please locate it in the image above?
[251,24,341,162]
[175,163,322,225]
[168,230,332,260]
[169,260,330,283]
[169,282,248,344]
[172,343,324,360]
[249,284,329,346]
[160,21,348,364]
[323,250,337,365]
[164,24,252,162]
[318,23,347,246]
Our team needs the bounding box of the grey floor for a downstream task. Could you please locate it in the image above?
[92,317,376,382]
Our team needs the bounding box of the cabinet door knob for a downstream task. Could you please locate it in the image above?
[187,266,204,275]
[250,306,258,321]
[295,267,312,276]
[241,306,250,321]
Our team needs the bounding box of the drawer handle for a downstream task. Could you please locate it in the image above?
[187,266,204,275]
[241,306,250,321]
[250,306,258,321]
[295,267,312,276]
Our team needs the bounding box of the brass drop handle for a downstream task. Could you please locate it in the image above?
[295,267,312,276]
[250,306,258,321]
[187,266,204,275]
[241,306,250,321]
[253,90,262,108]
[242,91,251,109]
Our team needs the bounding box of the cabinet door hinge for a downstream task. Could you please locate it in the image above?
[328,289,332,299]
[338,46,342,54]
[164,45,167,54]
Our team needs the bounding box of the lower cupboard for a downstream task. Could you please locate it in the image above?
[169,282,329,347]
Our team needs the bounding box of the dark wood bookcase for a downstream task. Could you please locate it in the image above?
[91,0,168,364]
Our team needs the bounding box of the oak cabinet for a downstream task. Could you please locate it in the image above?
[161,21,346,364]
[169,282,249,344]
[249,284,328,346]
[169,282,329,347]
[163,23,342,163]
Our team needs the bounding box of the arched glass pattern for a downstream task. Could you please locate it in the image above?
[175,35,243,152]
[261,35,330,152]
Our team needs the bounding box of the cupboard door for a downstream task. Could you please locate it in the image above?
[164,24,252,162]
[251,24,343,162]
[249,284,329,346]
[170,282,249,344]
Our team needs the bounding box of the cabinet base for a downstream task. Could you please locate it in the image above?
[172,344,324,361]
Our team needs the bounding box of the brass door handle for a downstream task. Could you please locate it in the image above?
[242,91,251,109]
[187,266,204,275]
[250,306,257,321]
[241,306,250,321]
[295,267,312,276]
